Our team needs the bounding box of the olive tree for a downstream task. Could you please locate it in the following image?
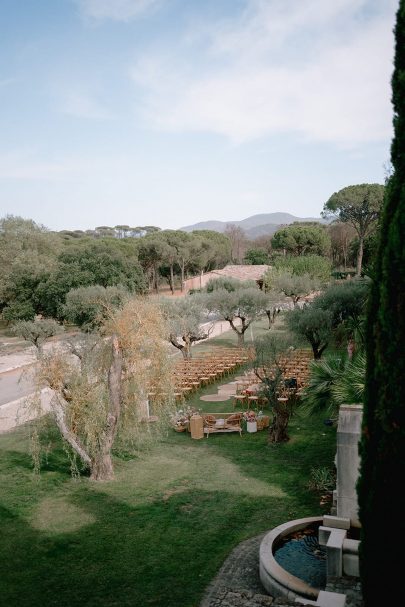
[206,276,256,292]
[207,287,268,345]
[160,294,212,359]
[35,298,173,481]
[268,271,319,307]
[286,305,333,359]
[252,332,297,443]
[264,290,286,329]
[12,318,64,355]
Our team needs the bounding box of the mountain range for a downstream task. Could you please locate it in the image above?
[180,213,326,239]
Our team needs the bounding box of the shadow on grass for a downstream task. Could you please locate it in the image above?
[0,482,294,607]
[0,408,335,607]
[0,449,36,472]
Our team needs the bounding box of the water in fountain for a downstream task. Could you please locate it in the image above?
[274,529,327,589]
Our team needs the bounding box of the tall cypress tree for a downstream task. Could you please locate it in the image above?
[358,2,405,605]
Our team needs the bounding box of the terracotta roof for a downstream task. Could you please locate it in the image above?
[210,265,271,282]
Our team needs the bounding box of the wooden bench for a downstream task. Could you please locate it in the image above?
[202,412,243,438]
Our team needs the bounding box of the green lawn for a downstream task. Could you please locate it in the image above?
[0,320,334,607]
[0,404,335,607]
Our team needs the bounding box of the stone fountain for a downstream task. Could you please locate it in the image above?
[259,404,363,607]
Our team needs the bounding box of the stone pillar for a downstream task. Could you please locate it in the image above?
[336,404,363,527]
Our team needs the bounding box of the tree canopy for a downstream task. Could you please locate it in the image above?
[160,294,211,359]
[62,285,129,331]
[244,248,271,265]
[272,223,331,257]
[37,240,145,319]
[313,279,369,346]
[137,235,173,294]
[206,287,268,345]
[286,305,333,359]
[272,254,332,281]
[0,227,146,321]
[268,271,319,307]
[12,318,64,354]
[322,184,385,276]
[252,332,297,443]
[0,216,60,320]
[205,277,256,293]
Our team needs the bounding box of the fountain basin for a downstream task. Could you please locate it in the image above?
[260,516,323,601]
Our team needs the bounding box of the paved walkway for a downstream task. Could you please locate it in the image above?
[0,348,36,374]
[0,320,236,375]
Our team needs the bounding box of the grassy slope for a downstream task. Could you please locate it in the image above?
[0,320,335,607]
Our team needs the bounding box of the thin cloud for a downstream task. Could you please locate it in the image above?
[0,151,80,181]
[76,0,160,22]
[59,91,115,120]
[131,0,396,146]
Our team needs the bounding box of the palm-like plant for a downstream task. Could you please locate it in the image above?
[331,353,366,407]
[300,353,366,419]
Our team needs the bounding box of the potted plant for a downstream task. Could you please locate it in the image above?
[243,410,258,433]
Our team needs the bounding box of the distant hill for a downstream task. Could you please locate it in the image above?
[244,223,282,239]
[180,213,326,239]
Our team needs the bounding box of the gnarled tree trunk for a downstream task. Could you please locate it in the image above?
[268,400,290,443]
[228,317,246,345]
[90,334,123,481]
[50,335,123,481]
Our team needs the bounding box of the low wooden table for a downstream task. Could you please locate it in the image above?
[202,412,243,437]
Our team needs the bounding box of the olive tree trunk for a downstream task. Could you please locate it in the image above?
[90,334,123,481]
[268,400,290,443]
[50,335,123,481]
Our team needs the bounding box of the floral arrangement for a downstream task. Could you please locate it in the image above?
[243,410,258,423]
[171,411,189,430]
[170,406,202,430]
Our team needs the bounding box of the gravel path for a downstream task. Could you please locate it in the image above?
[199,533,363,607]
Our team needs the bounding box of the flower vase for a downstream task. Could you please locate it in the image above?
[247,420,257,433]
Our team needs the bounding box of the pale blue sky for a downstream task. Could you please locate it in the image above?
[0,0,398,231]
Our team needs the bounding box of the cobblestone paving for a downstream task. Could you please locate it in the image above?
[326,577,363,607]
[199,534,363,607]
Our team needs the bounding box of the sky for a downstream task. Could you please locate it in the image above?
[0,0,399,232]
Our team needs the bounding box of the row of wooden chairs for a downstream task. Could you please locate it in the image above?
[148,347,251,403]
[232,349,312,407]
